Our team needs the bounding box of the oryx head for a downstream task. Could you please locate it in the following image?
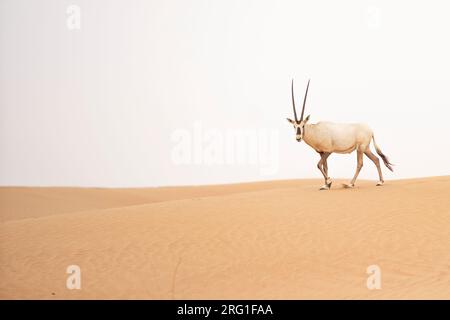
[287,79,310,142]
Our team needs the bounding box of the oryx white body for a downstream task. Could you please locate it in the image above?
[287,80,393,190]
[303,122,372,154]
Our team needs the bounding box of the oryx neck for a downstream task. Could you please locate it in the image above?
[302,123,318,149]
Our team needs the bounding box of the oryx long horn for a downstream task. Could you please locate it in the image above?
[291,79,298,122]
[300,79,310,121]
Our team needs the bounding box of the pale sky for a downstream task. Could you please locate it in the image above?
[1,0,449,187]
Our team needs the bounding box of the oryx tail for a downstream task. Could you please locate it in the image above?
[372,135,394,172]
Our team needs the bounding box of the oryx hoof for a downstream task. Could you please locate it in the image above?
[343,183,355,189]
[376,181,384,186]
[319,181,332,190]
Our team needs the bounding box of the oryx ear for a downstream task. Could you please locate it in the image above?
[304,115,310,122]
[286,118,295,124]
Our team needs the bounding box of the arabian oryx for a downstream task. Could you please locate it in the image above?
[287,80,393,190]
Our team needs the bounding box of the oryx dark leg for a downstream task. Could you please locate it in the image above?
[364,149,384,186]
[349,150,364,187]
[317,152,332,190]
[323,154,329,177]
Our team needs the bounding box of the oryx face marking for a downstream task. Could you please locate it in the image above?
[287,119,306,142]
[295,125,302,141]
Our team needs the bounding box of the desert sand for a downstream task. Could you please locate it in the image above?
[1,177,450,299]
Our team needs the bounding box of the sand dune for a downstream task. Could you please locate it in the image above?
[1,177,450,299]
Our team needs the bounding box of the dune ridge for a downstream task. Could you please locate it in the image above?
[1,177,450,299]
